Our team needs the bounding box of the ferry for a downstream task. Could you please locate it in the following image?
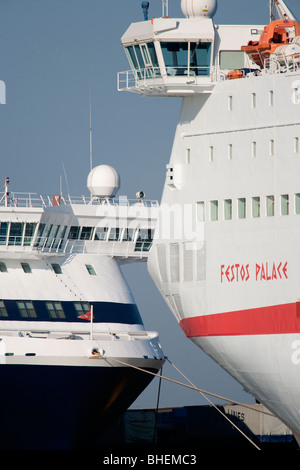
[119,0,300,445]
[0,165,164,449]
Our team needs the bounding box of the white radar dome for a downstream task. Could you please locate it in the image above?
[181,0,217,18]
[87,164,120,198]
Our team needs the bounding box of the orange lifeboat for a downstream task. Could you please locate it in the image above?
[227,69,244,80]
[241,19,300,67]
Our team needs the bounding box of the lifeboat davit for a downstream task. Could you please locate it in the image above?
[242,19,300,67]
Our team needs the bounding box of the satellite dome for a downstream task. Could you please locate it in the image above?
[181,0,217,19]
[87,165,120,198]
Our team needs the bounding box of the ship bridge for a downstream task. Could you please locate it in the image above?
[118,1,216,96]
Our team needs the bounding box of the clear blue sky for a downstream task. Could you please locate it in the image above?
[0,0,299,410]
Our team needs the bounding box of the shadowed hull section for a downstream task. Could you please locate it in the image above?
[0,364,158,450]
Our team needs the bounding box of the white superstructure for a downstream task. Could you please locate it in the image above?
[0,166,164,450]
[119,0,300,446]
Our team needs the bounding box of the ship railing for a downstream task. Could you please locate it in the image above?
[118,66,212,91]
[35,238,153,258]
[0,191,159,209]
[263,53,300,75]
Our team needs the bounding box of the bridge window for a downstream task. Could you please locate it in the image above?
[108,227,120,241]
[9,222,24,246]
[161,41,211,76]
[135,229,154,252]
[122,228,136,241]
[126,42,159,78]
[24,223,37,246]
[80,226,94,240]
[95,226,108,241]
[0,222,8,245]
[68,226,80,240]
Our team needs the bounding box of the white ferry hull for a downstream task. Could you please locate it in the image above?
[148,69,300,438]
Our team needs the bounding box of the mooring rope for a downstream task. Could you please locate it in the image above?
[104,356,265,450]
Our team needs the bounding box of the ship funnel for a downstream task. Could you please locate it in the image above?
[181,0,217,19]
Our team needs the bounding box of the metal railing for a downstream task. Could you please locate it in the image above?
[0,191,159,209]
[118,66,211,91]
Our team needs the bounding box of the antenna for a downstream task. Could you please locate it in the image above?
[62,161,70,196]
[162,0,168,17]
[89,89,93,171]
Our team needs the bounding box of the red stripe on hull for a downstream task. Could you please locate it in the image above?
[179,302,300,337]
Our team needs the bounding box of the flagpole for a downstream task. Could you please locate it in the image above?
[90,305,93,341]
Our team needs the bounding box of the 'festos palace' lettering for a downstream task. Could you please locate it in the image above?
[221,262,288,283]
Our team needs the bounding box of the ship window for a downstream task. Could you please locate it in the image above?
[122,228,135,241]
[0,300,8,317]
[74,301,91,318]
[269,140,275,156]
[80,227,94,240]
[266,195,275,217]
[252,141,257,158]
[219,51,244,70]
[21,262,31,273]
[295,194,300,214]
[294,137,299,153]
[51,263,62,274]
[251,93,256,109]
[17,301,37,318]
[224,199,232,220]
[161,41,211,76]
[209,146,213,162]
[210,200,218,221]
[9,222,24,246]
[125,43,159,79]
[108,227,120,241]
[252,197,260,218]
[0,262,7,273]
[34,223,45,246]
[228,95,233,111]
[52,225,67,250]
[45,301,65,319]
[238,198,246,219]
[281,194,289,215]
[197,201,205,222]
[135,229,154,251]
[228,144,233,160]
[0,222,8,245]
[24,223,37,246]
[94,226,108,241]
[36,223,52,248]
[269,90,274,106]
[186,148,191,164]
[68,226,80,240]
[86,264,96,276]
